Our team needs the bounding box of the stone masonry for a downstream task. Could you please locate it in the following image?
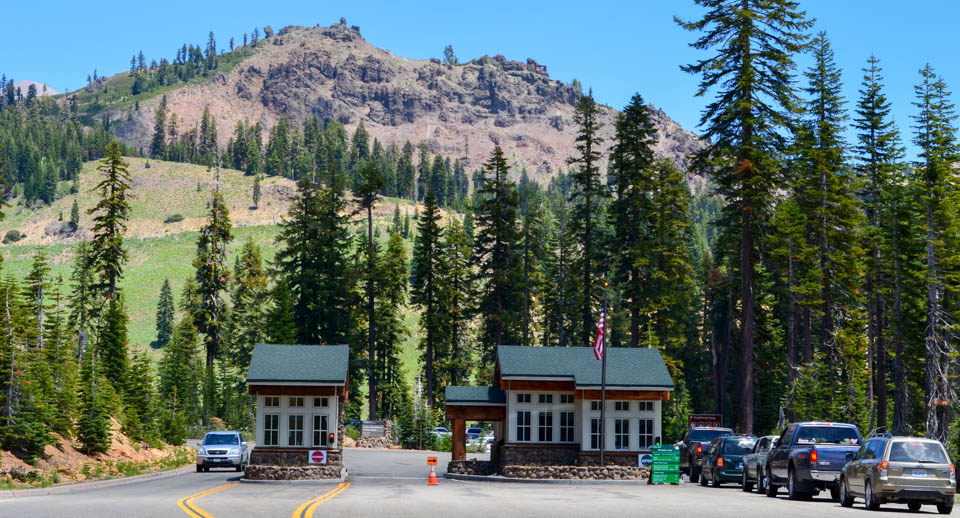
[249,448,343,467]
[501,465,650,480]
[244,465,342,480]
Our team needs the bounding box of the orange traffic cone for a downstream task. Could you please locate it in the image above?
[428,466,439,486]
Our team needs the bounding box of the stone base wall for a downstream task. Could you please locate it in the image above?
[502,465,650,480]
[249,448,342,467]
[501,444,579,466]
[245,465,342,480]
[447,460,498,476]
[575,451,643,467]
[356,420,394,448]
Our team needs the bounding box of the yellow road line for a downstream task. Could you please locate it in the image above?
[291,482,351,518]
[178,483,237,518]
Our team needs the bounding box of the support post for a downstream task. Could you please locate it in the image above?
[452,419,466,461]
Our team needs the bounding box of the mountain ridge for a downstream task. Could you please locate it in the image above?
[99,20,703,180]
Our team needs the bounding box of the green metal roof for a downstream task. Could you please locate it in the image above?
[445,386,507,405]
[497,346,674,389]
[246,344,349,384]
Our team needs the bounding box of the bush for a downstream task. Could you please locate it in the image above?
[163,214,184,224]
[436,434,452,452]
[2,230,23,244]
[344,424,360,441]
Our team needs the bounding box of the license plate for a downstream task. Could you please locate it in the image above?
[215,458,226,462]
[912,469,927,477]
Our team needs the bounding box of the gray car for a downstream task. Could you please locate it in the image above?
[741,435,778,493]
[196,431,250,472]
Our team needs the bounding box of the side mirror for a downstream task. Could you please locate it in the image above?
[242,442,248,449]
[845,452,854,462]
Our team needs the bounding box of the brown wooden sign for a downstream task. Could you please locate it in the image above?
[427,456,438,466]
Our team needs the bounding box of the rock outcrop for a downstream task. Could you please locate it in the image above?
[111,21,704,180]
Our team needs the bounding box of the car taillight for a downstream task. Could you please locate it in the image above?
[879,461,888,476]
[697,444,703,454]
[717,457,724,469]
[950,464,956,480]
[810,449,817,465]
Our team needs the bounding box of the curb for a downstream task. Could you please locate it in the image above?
[0,464,195,499]
[443,472,654,485]
[239,468,348,485]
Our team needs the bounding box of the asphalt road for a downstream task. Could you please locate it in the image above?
[1,449,953,517]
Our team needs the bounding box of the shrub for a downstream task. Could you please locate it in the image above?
[344,424,360,441]
[164,214,184,224]
[2,230,23,244]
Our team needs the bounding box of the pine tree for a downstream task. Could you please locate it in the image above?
[853,54,907,433]
[228,238,268,368]
[67,241,99,362]
[373,231,409,419]
[155,279,174,347]
[193,189,233,368]
[610,93,659,347]
[566,92,606,348]
[435,219,474,390]
[151,97,167,159]
[76,344,110,454]
[411,189,443,406]
[159,314,202,435]
[87,141,133,299]
[677,0,813,433]
[69,199,79,231]
[473,147,522,380]
[266,278,297,344]
[99,295,129,392]
[252,173,261,209]
[912,64,959,442]
[356,160,383,419]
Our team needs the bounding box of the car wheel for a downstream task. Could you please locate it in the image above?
[864,480,880,511]
[700,469,708,486]
[711,469,721,488]
[236,465,243,472]
[757,468,766,494]
[196,465,202,473]
[787,467,806,501]
[689,462,700,484]
[203,466,210,473]
[742,469,753,492]
[937,501,953,515]
[839,477,854,507]
[908,502,922,512]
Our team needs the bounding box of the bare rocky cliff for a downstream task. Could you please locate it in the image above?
[112,21,704,179]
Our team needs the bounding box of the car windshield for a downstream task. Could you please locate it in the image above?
[723,438,756,455]
[203,434,238,445]
[889,441,948,463]
[690,429,731,442]
[467,428,482,433]
[795,426,859,445]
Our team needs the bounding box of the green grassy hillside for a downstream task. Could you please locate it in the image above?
[0,158,428,386]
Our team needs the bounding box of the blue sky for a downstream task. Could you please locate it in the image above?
[7,1,958,159]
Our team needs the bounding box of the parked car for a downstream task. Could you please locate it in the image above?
[700,435,757,487]
[677,426,734,483]
[482,437,495,454]
[839,435,955,514]
[431,427,450,438]
[466,427,484,441]
[196,431,249,472]
[742,435,779,493]
[766,422,862,500]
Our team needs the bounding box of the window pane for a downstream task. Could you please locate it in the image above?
[538,412,553,442]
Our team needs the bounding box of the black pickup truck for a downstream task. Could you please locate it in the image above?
[677,426,734,483]
[765,422,863,500]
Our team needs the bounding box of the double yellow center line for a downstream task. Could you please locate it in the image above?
[178,483,237,518]
[292,482,351,518]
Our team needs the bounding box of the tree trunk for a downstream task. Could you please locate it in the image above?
[367,204,376,420]
[924,185,939,439]
[583,189,592,348]
[892,202,908,435]
[739,194,755,434]
[786,237,798,402]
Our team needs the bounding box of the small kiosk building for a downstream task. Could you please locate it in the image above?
[246,344,348,470]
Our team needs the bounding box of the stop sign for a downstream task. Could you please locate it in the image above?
[309,450,327,464]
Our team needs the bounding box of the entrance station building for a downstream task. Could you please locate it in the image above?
[446,345,674,466]
[246,344,348,469]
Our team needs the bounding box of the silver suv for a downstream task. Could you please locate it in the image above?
[840,435,955,513]
[197,431,249,472]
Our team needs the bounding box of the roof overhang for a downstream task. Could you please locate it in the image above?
[576,385,675,391]
[245,380,345,386]
[445,401,506,407]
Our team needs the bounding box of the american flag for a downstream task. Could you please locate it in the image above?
[593,303,606,360]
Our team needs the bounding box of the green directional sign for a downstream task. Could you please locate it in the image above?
[649,444,680,484]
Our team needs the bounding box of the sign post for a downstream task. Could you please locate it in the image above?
[650,444,680,484]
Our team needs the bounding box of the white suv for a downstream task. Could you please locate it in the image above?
[197,431,249,472]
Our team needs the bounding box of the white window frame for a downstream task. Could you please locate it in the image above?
[289,397,304,408]
[614,401,630,412]
[560,394,575,404]
[264,396,280,407]
[516,393,531,404]
[590,418,602,449]
[538,411,553,442]
[638,418,654,449]
[263,413,279,446]
[313,397,329,408]
[288,414,304,446]
[539,394,553,404]
[560,411,575,443]
[516,411,532,442]
[313,414,329,447]
[614,419,630,450]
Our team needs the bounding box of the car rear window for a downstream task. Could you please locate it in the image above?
[690,429,731,442]
[795,426,859,445]
[889,441,948,463]
[203,434,238,445]
[722,438,756,455]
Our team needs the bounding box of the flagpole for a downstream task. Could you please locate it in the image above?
[600,282,608,467]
